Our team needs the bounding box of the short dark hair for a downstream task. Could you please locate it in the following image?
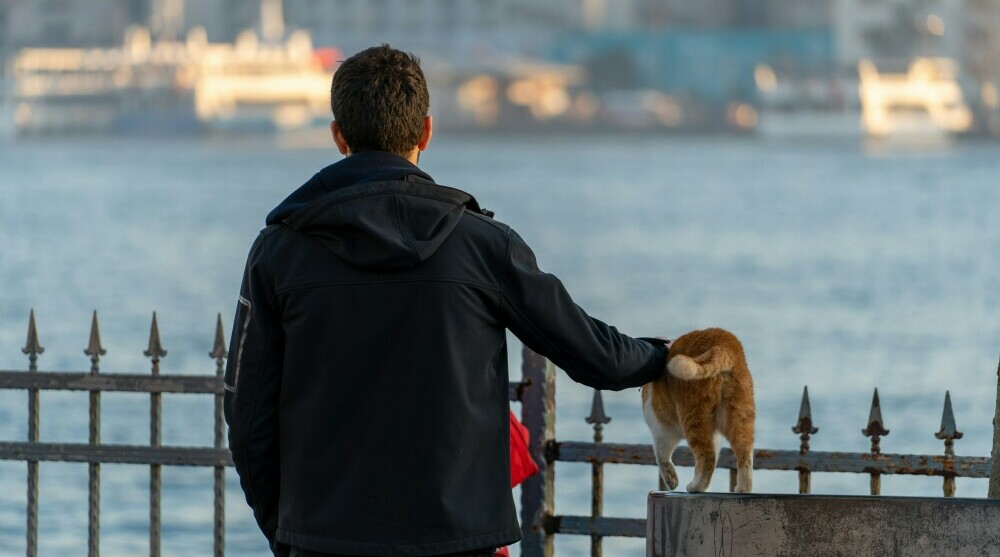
[330,44,429,156]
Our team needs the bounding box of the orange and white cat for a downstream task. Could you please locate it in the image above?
[641,328,755,493]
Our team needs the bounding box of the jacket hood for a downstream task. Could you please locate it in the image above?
[271,152,488,270]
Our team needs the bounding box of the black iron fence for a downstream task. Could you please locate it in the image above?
[0,310,995,557]
[0,310,230,557]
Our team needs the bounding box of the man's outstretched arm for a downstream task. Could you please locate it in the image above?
[224,233,285,555]
[500,228,667,391]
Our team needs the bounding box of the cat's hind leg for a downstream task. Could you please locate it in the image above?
[684,419,719,493]
[728,435,754,493]
[724,410,755,493]
[652,424,682,490]
[643,393,682,490]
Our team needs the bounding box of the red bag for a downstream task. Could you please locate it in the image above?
[508,411,539,488]
[496,412,539,556]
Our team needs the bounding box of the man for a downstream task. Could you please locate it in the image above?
[224,44,668,557]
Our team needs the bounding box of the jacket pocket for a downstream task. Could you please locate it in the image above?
[224,295,252,393]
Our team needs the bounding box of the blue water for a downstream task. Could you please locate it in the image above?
[1,134,998,556]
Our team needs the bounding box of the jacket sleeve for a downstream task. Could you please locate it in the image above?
[500,228,667,391]
[224,233,286,556]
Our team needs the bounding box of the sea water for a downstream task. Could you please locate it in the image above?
[0,134,997,555]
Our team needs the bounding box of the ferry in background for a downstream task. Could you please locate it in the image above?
[858,57,973,143]
[4,0,337,136]
[754,57,974,142]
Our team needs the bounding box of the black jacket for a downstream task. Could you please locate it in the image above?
[224,152,667,556]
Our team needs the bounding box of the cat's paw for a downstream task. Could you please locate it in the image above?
[734,484,752,494]
[686,480,709,493]
[660,467,679,491]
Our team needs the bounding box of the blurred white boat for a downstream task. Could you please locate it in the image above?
[189,28,335,132]
[858,58,973,142]
[6,0,335,135]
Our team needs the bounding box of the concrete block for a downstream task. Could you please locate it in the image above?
[647,492,1000,557]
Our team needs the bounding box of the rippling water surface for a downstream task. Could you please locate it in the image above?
[1,134,998,556]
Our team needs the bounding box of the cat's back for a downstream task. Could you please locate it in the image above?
[666,328,751,403]
[644,328,754,426]
[671,327,747,368]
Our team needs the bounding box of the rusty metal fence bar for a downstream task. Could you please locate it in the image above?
[550,443,991,478]
[22,310,41,557]
[211,315,228,557]
[144,313,165,557]
[84,311,104,557]
[583,391,610,556]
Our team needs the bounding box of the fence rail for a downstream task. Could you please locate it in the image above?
[1,310,996,557]
[549,442,992,477]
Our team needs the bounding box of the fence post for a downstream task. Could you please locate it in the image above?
[585,390,610,557]
[935,391,962,497]
[862,388,889,496]
[144,313,166,557]
[84,311,106,557]
[22,310,43,557]
[520,347,555,557]
[792,386,818,494]
[210,314,228,557]
[989,355,1000,498]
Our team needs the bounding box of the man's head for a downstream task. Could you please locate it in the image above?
[330,44,432,162]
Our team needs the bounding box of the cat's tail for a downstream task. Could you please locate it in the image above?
[667,346,737,381]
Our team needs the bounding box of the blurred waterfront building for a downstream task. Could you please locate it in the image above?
[1,0,135,49]
[3,0,994,135]
[646,0,832,28]
[833,0,963,69]
[547,0,836,108]
[276,0,588,61]
[0,0,839,59]
[961,0,1000,133]
[0,0,228,53]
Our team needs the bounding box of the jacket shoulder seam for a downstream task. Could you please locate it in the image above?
[259,224,281,238]
[274,277,501,296]
[463,209,510,233]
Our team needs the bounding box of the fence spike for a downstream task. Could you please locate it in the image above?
[862,388,889,454]
[22,308,44,357]
[792,386,818,455]
[585,389,611,427]
[792,386,819,436]
[84,310,106,359]
[210,313,227,360]
[935,391,963,443]
[143,312,167,360]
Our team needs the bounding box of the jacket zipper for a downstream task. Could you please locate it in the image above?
[225,295,252,393]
